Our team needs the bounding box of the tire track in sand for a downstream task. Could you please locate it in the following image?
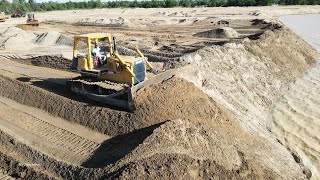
[0,96,109,165]
[272,62,320,179]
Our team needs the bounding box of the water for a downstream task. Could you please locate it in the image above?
[273,15,320,179]
[280,15,320,52]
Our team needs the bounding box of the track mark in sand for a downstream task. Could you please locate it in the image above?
[0,169,15,180]
[0,96,109,165]
[272,63,320,178]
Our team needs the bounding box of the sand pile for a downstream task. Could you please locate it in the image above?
[76,17,131,27]
[168,12,182,17]
[27,55,71,70]
[34,31,74,47]
[75,16,191,27]
[0,27,73,53]
[249,11,268,18]
[35,31,62,45]
[194,27,239,38]
[178,27,317,135]
[0,75,223,136]
[151,11,168,16]
[108,118,303,179]
[0,75,305,179]
[194,17,221,25]
[0,27,31,37]
[56,34,74,46]
[0,27,36,50]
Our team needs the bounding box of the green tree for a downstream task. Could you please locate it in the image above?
[180,0,193,7]
[164,0,178,7]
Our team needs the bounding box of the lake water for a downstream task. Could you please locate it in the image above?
[273,14,320,179]
[280,14,320,52]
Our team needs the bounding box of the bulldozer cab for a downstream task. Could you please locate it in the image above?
[72,33,113,70]
[0,11,5,22]
[26,12,39,26]
[71,33,152,85]
[27,13,35,19]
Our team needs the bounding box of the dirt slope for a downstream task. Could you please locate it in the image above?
[178,27,317,134]
[0,74,227,137]
[107,118,303,179]
[0,73,305,179]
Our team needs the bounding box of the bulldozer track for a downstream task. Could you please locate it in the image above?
[0,170,14,180]
[0,96,108,165]
[69,77,128,92]
[9,114,100,157]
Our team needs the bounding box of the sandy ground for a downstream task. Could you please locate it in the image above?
[0,6,319,179]
[1,6,320,27]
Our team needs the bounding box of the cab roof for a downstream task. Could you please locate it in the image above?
[75,33,111,39]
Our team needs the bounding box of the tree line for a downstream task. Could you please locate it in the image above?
[0,0,319,14]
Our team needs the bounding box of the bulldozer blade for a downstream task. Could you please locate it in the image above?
[128,69,177,111]
[131,69,177,94]
[68,69,176,111]
[86,92,130,110]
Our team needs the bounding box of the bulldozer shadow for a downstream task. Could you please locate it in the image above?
[81,122,166,168]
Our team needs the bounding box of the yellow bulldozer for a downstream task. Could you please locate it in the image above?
[26,13,39,26]
[0,11,5,22]
[68,33,175,110]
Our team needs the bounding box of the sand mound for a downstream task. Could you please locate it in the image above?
[0,27,36,50]
[35,31,61,45]
[0,27,74,52]
[151,11,168,16]
[34,32,74,47]
[11,55,71,70]
[0,74,304,179]
[0,75,225,136]
[168,11,192,17]
[77,17,131,27]
[110,120,250,179]
[1,27,31,37]
[109,117,304,179]
[16,25,37,31]
[194,17,221,25]
[249,11,268,17]
[132,77,228,127]
[56,34,74,46]
[178,27,317,132]
[29,55,71,70]
[194,27,239,38]
[168,12,182,17]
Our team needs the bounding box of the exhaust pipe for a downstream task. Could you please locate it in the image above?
[113,37,117,52]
